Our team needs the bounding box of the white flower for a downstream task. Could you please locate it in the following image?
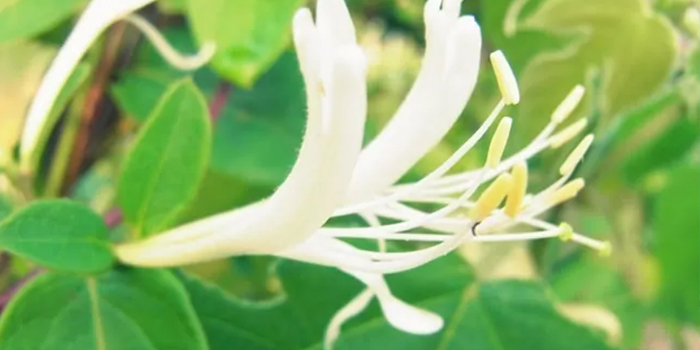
[107,0,610,347]
[19,0,214,171]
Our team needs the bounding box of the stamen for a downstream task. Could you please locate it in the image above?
[469,173,514,221]
[545,178,585,207]
[572,234,612,256]
[559,134,594,175]
[549,118,588,148]
[490,50,520,105]
[551,85,585,124]
[486,117,512,168]
[124,15,216,70]
[504,161,527,217]
[558,222,574,241]
[325,289,374,350]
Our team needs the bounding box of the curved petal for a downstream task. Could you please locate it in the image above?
[282,237,443,336]
[345,3,482,203]
[116,2,368,266]
[19,0,155,169]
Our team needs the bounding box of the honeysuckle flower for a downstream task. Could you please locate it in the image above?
[19,0,215,171]
[111,0,611,346]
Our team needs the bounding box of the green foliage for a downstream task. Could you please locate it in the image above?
[118,79,211,237]
[654,163,700,325]
[0,200,114,273]
[0,268,208,349]
[185,0,304,87]
[0,0,86,43]
[522,0,677,118]
[211,52,306,186]
[182,255,612,349]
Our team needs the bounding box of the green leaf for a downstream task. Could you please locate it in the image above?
[622,115,699,184]
[0,194,12,222]
[118,78,211,237]
[0,268,208,350]
[0,0,86,43]
[111,27,220,123]
[211,52,306,186]
[0,200,114,273]
[110,69,175,123]
[654,163,700,325]
[550,256,646,347]
[185,0,304,87]
[182,253,613,349]
[520,0,677,120]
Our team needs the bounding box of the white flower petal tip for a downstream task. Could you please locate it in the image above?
[316,0,356,46]
[551,85,585,124]
[490,50,520,105]
[19,0,156,170]
[380,297,444,334]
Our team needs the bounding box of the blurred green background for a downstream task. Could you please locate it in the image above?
[0,0,698,349]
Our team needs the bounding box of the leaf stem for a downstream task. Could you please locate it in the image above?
[44,92,88,197]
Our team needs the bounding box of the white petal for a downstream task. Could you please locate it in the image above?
[19,0,155,170]
[116,45,368,266]
[345,10,481,203]
[348,270,443,335]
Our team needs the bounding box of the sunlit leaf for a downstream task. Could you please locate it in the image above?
[521,0,677,120]
[0,200,114,273]
[0,0,86,43]
[182,254,613,349]
[654,163,700,325]
[0,41,55,151]
[118,79,211,237]
[0,269,208,350]
[185,0,304,87]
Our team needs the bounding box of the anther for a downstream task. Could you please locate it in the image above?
[490,51,520,105]
[559,134,594,175]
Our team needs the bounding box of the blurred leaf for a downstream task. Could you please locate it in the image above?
[0,0,85,43]
[580,89,682,177]
[211,52,306,186]
[0,200,114,273]
[520,0,677,120]
[622,114,699,184]
[0,40,91,171]
[481,0,567,73]
[178,170,271,223]
[654,163,700,325]
[0,41,55,151]
[0,195,12,222]
[182,253,612,349]
[111,69,175,123]
[118,79,211,237]
[185,0,304,87]
[158,0,186,14]
[550,257,646,348]
[0,269,208,350]
[111,27,219,123]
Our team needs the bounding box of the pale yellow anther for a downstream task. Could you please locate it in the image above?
[558,222,574,241]
[546,178,585,207]
[469,173,514,221]
[490,50,520,105]
[504,161,527,217]
[598,241,613,257]
[549,118,588,148]
[486,117,512,168]
[551,85,585,124]
[559,134,594,175]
